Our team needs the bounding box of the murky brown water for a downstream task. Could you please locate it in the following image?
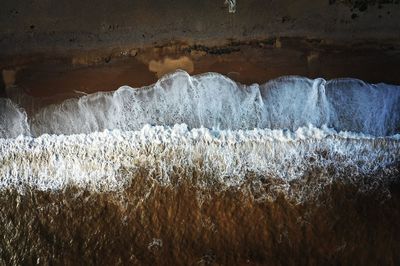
[0,167,399,265]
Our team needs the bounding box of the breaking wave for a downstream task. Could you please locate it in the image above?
[0,98,30,139]
[0,71,399,195]
[2,70,400,137]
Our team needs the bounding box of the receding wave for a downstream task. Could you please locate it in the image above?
[0,71,399,197]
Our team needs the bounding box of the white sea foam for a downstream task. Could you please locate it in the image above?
[0,98,30,139]
[0,124,399,192]
[20,71,400,137]
[0,71,399,192]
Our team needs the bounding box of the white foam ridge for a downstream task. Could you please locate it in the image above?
[1,70,398,138]
[0,71,399,192]
[0,98,30,139]
[0,124,399,192]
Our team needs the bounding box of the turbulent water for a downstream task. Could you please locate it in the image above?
[0,70,399,197]
[1,70,400,264]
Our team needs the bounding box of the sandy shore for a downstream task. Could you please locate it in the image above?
[2,38,400,106]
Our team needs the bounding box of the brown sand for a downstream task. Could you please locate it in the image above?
[3,38,400,106]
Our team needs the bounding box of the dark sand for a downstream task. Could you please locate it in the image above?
[3,38,400,106]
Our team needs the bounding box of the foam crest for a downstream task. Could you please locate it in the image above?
[0,98,30,138]
[0,125,399,192]
[27,71,400,137]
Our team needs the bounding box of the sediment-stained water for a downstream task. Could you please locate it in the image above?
[0,71,399,264]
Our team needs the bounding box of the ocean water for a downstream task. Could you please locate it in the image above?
[0,70,399,196]
[1,70,400,264]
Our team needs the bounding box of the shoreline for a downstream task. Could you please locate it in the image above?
[2,38,400,104]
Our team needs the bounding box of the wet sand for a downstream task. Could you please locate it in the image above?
[3,38,400,105]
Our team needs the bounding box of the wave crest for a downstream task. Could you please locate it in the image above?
[2,71,398,138]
